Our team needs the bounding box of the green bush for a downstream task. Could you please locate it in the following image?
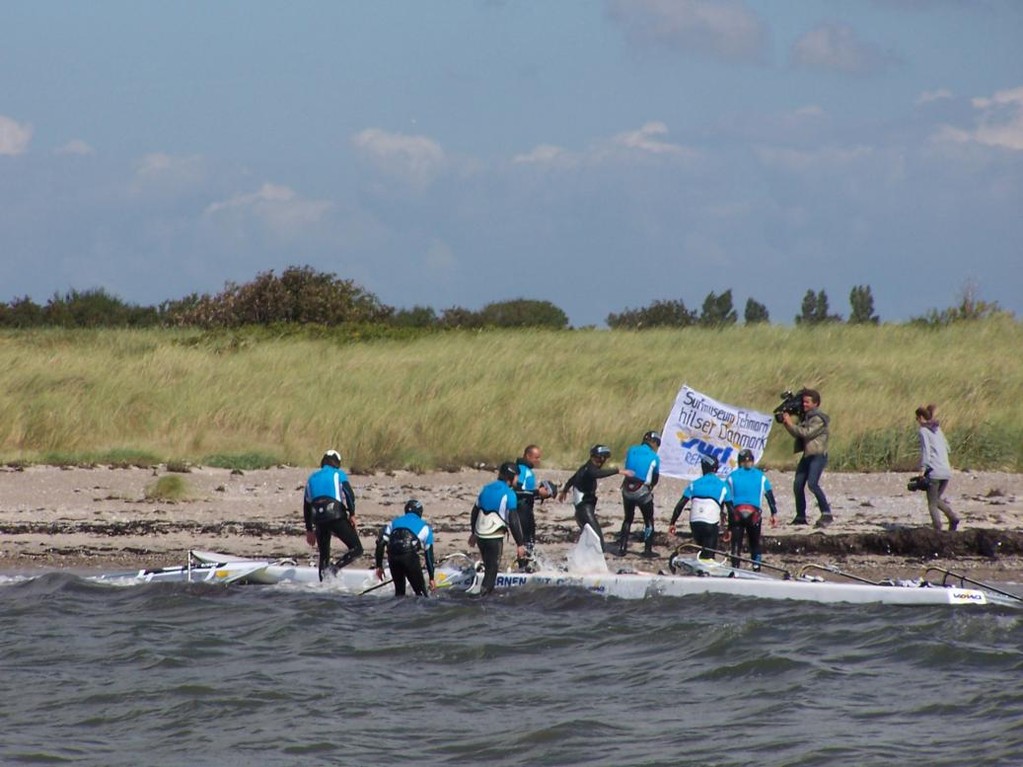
[607,299,697,329]
[163,266,393,327]
[478,299,569,329]
[202,452,284,471]
[145,475,190,502]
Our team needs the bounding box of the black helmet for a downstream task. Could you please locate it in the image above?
[590,444,611,459]
[700,455,720,475]
[404,499,424,517]
[498,461,519,481]
[321,449,341,468]
[738,449,755,464]
[643,430,661,446]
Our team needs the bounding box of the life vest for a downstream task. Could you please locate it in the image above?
[475,511,507,538]
[310,496,345,523]
[621,477,652,503]
[731,503,761,526]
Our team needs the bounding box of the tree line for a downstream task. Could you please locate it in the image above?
[0,265,1010,330]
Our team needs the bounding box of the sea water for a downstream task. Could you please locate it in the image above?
[1,573,1022,767]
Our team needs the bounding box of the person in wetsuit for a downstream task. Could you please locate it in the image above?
[559,444,632,553]
[303,449,362,581]
[617,430,662,558]
[725,449,778,571]
[374,499,436,597]
[513,444,556,570]
[668,455,732,559]
[469,462,526,596]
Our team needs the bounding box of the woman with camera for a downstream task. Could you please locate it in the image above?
[915,404,961,531]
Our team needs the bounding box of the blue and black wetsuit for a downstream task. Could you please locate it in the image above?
[303,465,361,580]
[470,479,522,595]
[563,461,619,552]
[619,442,661,556]
[374,512,436,597]
[670,473,732,559]
[726,467,778,570]
[514,457,541,566]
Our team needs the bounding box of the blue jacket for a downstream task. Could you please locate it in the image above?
[727,467,777,515]
[671,474,732,526]
[304,465,352,505]
[387,512,435,548]
[303,465,355,530]
[476,479,518,516]
[624,443,660,486]
[516,460,537,492]
[682,473,731,504]
[376,512,436,578]
[471,479,522,543]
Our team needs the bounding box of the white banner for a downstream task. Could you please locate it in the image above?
[658,384,775,479]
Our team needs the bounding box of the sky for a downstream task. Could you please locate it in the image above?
[1,0,1021,327]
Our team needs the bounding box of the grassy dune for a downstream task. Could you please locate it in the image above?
[1,320,1020,472]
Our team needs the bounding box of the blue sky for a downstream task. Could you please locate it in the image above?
[2,0,1021,326]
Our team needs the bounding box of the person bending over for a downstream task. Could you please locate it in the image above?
[374,499,436,597]
[469,462,526,596]
[669,455,732,560]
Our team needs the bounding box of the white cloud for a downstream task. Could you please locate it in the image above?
[513,144,576,167]
[132,152,206,191]
[934,85,1023,152]
[204,183,332,233]
[790,23,901,75]
[351,128,446,189]
[916,88,953,106]
[765,104,828,132]
[792,105,825,118]
[0,115,32,156]
[54,139,96,156]
[513,123,698,170]
[756,144,874,172]
[971,86,1023,151]
[608,0,768,62]
[612,121,699,158]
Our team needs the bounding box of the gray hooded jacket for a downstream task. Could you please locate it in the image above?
[918,422,952,480]
[784,408,829,456]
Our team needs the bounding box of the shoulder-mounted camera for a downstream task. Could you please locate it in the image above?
[773,390,804,424]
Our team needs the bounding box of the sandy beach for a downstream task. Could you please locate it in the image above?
[2,464,1021,582]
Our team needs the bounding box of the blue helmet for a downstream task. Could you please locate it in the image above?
[700,455,720,475]
[404,499,424,517]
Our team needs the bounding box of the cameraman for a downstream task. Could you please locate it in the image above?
[780,388,833,527]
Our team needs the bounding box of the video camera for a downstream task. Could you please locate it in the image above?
[773,390,804,424]
[907,475,930,492]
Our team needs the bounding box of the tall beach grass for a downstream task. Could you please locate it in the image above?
[1,319,1020,472]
